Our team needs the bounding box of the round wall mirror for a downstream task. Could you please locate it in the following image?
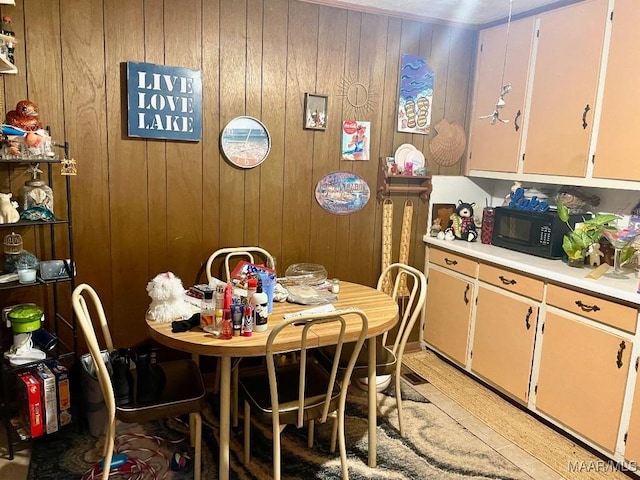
[220,116,271,169]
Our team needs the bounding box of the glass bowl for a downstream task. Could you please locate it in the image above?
[284,263,328,286]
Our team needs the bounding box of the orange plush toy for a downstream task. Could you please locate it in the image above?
[6,100,43,131]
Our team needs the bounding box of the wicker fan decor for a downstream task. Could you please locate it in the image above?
[429,119,467,167]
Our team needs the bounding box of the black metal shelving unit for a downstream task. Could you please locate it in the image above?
[0,142,76,459]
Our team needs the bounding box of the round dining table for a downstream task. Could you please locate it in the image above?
[147,281,399,480]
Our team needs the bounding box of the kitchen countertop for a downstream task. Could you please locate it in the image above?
[423,235,640,307]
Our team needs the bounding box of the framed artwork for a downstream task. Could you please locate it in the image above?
[303,93,328,130]
[315,171,370,215]
[341,120,370,161]
[397,53,434,135]
[220,116,271,169]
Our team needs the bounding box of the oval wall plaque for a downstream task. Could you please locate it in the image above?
[315,171,370,215]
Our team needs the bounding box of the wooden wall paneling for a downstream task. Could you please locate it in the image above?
[259,0,288,266]
[144,0,169,278]
[347,12,388,287]
[427,24,451,175]
[59,0,113,331]
[163,0,203,286]
[416,23,434,157]
[104,0,149,346]
[244,0,264,246]
[332,10,360,283]
[308,5,348,279]
[282,0,318,267]
[219,0,248,250]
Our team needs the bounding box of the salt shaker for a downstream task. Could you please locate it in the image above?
[330,278,340,294]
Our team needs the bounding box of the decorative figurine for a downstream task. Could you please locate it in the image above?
[587,242,604,268]
[0,192,19,224]
[6,100,43,131]
[429,217,442,237]
[445,200,478,242]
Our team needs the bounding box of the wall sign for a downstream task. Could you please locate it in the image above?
[397,53,434,135]
[126,61,202,141]
[315,171,370,215]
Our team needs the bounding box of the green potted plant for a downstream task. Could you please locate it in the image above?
[557,204,618,266]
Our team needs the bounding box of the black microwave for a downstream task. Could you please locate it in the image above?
[491,207,584,259]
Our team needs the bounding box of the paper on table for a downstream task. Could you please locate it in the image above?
[283,303,336,320]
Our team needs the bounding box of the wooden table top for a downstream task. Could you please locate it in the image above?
[146,281,399,357]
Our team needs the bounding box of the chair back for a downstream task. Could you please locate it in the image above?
[205,246,275,284]
[266,307,368,429]
[376,263,427,361]
[71,283,117,480]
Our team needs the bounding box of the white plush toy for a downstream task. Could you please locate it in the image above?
[0,192,20,224]
[146,271,194,322]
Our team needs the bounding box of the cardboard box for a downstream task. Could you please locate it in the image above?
[46,360,72,427]
[34,363,59,434]
[17,371,44,438]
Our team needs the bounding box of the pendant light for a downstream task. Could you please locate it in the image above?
[479,0,514,125]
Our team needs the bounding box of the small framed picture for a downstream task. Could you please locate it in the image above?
[303,93,328,130]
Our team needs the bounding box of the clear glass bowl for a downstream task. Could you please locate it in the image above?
[284,263,328,286]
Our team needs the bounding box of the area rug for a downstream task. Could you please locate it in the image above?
[403,350,630,480]
[28,379,533,479]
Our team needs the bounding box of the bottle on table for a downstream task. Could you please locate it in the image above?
[243,305,253,337]
[221,308,233,340]
[200,290,215,329]
[251,280,269,332]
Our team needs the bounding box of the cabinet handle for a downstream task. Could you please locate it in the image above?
[514,109,521,132]
[575,300,600,312]
[617,341,626,369]
[525,306,532,330]
[463,284,470,305]
[444,258,458,266]
[499,275,517,285]
[582,104,591,129]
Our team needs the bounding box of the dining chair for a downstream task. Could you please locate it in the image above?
[71,283,207,480]
[238,307,369,480]
[316,262,426,438]
[204,245,276,426]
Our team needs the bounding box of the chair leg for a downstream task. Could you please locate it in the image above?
[395,373,405,436]
[330,412,338,453]
[192,412,202,480]
[244,401,251,464]
[273,420,281,480]
[101,417,117,480]
[307,420,315,448]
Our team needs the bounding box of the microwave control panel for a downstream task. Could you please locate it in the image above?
[539,225,552,245]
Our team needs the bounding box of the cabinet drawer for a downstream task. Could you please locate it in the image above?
[546,284,638,333]
[429,248,477,277]
[479,263,543,301]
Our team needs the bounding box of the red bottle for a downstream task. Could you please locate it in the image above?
[221,308,233,340]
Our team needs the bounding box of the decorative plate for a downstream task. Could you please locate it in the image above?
[220,116,271,169]
[315,171,370,215]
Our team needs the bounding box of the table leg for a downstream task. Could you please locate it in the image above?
[219,355,231,480]
[368,337,377,468]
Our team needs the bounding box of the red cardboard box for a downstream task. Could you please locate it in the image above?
[34,363,59,434]
[46,360,72,427]
[17,371,44,438]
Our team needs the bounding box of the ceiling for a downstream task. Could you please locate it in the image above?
[301,0,580,26]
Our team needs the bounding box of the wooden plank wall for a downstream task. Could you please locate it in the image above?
[0,0,475,347]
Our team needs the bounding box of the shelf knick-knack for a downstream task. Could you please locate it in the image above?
[21,164,53,213]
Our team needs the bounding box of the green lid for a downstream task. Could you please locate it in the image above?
[8,304,43,333]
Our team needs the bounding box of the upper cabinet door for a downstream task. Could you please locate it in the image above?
[593,0,640,181]
[467,17,536,173]
[523,0,609,177]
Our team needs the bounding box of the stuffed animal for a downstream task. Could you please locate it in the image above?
[446,200,478,242]
[0,192,20,224]
[146,271,194,322]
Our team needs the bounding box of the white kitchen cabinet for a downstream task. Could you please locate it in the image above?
[467,17,536,173]
[523,0,609,177]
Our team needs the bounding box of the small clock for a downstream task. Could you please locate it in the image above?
[220,116,271,169]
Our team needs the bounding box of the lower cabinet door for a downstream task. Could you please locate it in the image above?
[625,373,640,463]
[424,267,474,366]
[536,312,631,452]
[471,287,538,403]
